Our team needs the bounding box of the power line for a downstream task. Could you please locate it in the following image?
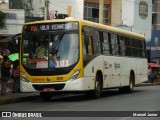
[49,2,83,15]
[1,0,157,32]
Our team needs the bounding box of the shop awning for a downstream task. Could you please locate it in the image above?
[0,35,14,42]
[0,33,21,42]
[148,63,159,68]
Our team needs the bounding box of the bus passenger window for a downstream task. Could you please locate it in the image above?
[103,32,110,55]
[111,34,119,55]
[119,36,126,56]
[83,35,93,55]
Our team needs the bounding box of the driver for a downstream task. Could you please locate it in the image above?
[35,36,49,59]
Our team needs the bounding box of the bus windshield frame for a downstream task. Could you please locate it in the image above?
[21,22,79,75]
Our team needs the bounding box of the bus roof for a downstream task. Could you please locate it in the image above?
[24,19,145,40]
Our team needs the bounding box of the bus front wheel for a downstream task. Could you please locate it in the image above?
[90,75,102,99]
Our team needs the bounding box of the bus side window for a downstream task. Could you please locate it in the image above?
[103,32,111,55]
[111,33,119,55]
[143,40,147,58]
[92,29,101,55]
[84,35,93,55]
[124,37,130,56]
[119,36,126,56]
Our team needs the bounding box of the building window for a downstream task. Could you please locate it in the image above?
[84,2,110,24]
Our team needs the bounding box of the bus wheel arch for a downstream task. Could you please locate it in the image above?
[119,70,135,93]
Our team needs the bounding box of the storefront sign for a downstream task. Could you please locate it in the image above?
[150,30,160,58]
[139,1,148,19]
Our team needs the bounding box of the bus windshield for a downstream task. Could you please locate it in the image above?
[22,23,79,69]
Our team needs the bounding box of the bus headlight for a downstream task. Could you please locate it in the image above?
[20,72,30,83]
[69,69,80,81]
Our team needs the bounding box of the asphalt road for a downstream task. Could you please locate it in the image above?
[0,86,160,120]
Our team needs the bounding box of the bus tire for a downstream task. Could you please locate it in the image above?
[91,75,102,99]
[40,92,53,101]
[119,73,134,93]
[126,73,134,92]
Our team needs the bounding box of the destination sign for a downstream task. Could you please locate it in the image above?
[23,22,78,32]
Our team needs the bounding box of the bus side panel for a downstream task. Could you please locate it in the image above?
[105,56,137,88]
[120,57,136,86]
[136,58,148,84]
[84,55,104,90]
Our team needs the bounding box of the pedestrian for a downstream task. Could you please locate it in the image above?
[1,55,11,95]
[0,55,3,79]
[148,67,152,83]
[12,60,20,93]
[4,49,10,56]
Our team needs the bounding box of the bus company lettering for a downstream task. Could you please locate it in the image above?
[104,61,108,69]
[104,61,112,69]
[32,78,45,82]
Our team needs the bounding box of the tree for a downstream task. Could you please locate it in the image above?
[0,11,6,29]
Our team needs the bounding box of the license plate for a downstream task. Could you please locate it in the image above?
[43,88,55,92]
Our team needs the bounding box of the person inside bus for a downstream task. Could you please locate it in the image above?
[35,36,49,59]
[27,40,36,58]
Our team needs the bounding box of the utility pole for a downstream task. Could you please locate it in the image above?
[99,0,104,24]
[67,5,72,17]
[44,0,49,20]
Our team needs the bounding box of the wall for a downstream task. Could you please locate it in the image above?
[0,9,25,35]
[121,0,134,26]
[113,0,152,43]
[0,2,8,9]
[133,0,152,42]
[111,0,122,26]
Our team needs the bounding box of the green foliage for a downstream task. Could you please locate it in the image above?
[0,11,6,29]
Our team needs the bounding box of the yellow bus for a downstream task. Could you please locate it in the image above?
[20,19,148,101]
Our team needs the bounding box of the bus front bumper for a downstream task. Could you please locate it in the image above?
[20,77,94,92]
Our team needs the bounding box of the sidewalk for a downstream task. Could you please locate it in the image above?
[0,82,160,105]
[0,91,40,105]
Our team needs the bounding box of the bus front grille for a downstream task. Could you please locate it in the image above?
[32,84,65,91]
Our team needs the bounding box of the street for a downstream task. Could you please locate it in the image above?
[0,86,160,120]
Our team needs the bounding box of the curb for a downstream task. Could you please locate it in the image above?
[135,82,160,87]
[0,95,40,105]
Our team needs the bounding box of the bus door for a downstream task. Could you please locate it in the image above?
[103,33,121,88]
[104,56,121,88]
[112,57,121,87]
[110,34,121,87]
[102,32,112,88]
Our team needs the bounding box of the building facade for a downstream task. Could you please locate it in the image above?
[111,0,152,43]
[0,1,24,54]
[83,0,111,25]
[111,0,152,62]
[48,0,111,25]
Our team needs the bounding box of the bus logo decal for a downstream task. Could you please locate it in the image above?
[104,61,108,69]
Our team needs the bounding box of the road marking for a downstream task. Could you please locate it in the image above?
[118,117,132,120]
[67,104,82,108]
